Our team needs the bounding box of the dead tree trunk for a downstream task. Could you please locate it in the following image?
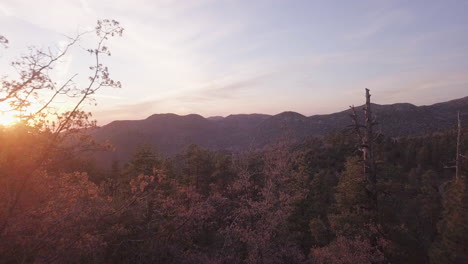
[350,88,378,211]
[456,111,462,181]
[364,89,377,208]
[440,111,465,196]
[349,89,382,263]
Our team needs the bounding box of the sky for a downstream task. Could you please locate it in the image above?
[0,0,467,125]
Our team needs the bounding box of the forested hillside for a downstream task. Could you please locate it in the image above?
[2,109,467,263]
[91,97,468,169]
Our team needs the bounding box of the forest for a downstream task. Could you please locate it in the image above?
[1,116,467,263]
[1,20,468,264]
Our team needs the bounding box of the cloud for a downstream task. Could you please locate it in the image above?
[92,73,265,124]
[79,0,94,15]
[356,69,468,106]
[2,0,467,124]
[344,8,412,41]
[0,2,13,16]
[200,79,258,98]
[93,99,161,123]
[50,40,75,85]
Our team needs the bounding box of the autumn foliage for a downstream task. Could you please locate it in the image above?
[0,121,467,264]
[1,20,467,264]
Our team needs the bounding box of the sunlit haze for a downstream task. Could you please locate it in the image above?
[1,0,467,125]
[0,111,17,126]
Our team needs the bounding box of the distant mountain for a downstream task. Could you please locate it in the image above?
[206,116,224,121]
[91,96,468,168]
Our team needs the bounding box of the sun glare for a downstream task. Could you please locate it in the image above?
[0,103,19,126]
[0,111,18,126]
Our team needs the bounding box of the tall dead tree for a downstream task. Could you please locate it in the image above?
[350,88,378,211]
[440,111,466,198]
[455,111,462,181]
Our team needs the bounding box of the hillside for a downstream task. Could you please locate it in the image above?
[91,96,468,168]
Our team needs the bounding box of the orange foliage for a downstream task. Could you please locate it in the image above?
[0,171,114,263]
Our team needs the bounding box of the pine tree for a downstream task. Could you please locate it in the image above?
[328,156,373,237]
[430,111,467,264]
[430,178,468,264]
[126,145,161,177]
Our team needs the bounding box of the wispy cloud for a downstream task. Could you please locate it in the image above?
[344,8,412,41]
[1,0,467,123]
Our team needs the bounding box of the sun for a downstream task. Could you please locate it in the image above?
[0,111,18,126]
[0,103,19,126]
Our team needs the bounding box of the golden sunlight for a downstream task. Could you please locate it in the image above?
[0,104,18,126]
[0,112,17,126]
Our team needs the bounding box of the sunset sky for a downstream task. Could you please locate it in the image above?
[1,0,467,124]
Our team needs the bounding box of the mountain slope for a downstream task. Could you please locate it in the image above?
[91,96,468,168]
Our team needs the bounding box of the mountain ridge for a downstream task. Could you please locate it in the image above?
[91,96,468,168]
[102,96,468,125]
